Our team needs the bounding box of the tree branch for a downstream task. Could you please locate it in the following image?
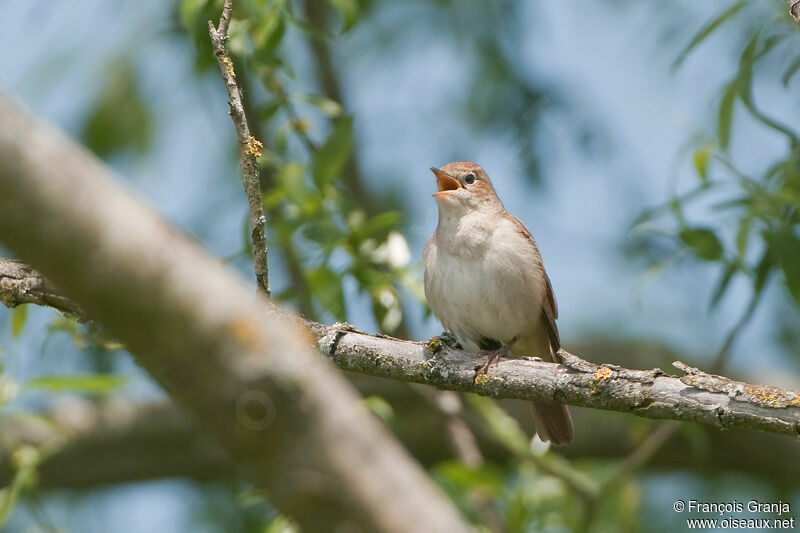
[4,392,799,492]
[314,325,800,438]
[790,0,800,21]
[0,259,85,319]
[0,401,235,489]
[2,258,798,439]
[0,93,472,533]
[208,0,270,296]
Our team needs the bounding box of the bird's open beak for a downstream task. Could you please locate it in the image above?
[430,167,462,197]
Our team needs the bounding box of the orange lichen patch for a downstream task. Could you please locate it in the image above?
[594,367,613,381]
[245,136,263,158]
[474,373,491,386]
[424,336,443,354]
[589,366,614,395]
[228,315,262,350]
[744,385,800,409]
[222,56,235,78]
[681,375,698,385]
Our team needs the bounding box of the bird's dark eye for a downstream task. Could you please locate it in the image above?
[464,173,476,184]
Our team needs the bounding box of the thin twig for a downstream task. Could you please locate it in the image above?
[238,69,316,317]
[208,0,270,296]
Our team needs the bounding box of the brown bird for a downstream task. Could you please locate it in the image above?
[423,161,573,445]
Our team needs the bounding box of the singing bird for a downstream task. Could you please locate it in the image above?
[423,161,573,445]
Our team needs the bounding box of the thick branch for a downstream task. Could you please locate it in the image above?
[4,391,799,491]
[0,93,471,533]
[0,401,235,489]
[311,325,800,438]
[3,260,798,439]
[208,1,270,296]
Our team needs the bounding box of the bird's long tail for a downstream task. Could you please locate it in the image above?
[513,334,574,445]
[531,401,573,446]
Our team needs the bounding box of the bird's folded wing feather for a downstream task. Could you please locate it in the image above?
[505,212,561,359]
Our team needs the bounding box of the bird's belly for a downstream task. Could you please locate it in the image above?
[427,247,542,348]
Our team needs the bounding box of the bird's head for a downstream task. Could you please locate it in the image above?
[430,161,503,214]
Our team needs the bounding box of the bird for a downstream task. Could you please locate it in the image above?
[423,161,573,445]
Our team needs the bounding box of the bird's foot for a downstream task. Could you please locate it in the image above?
[438,331,463,350]
[424,332,463,355]
[474,345,511,375]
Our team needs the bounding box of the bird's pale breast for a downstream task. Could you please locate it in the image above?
[424,212,545,349]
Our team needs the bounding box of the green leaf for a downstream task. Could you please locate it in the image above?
[718,81,737,150]
[433,460,505,496]
[279,161,307,205]
[768,229,800,305]
[329,0,360,32]
[465,395,528,456]
[753,246,774,295]
[362,211,402,239]
[11,305,27,338]
[735,214,753,257]
[709,261,738,310]
[672,2,747,71]
[679,227,723,261]
[179,0,225,70]
[362,395,394,424]
[265,514,297,533]
[258,100,282,121]
[0,446,39,529]
[307,265,346,321]
[736,31,799,145]
[82,60,152,159]
[293,93,343,117]
[782,55,800,87]
[692,144,713,183]
[312,116,353,188]
[302,219,342,247]
[253,8,286,60]
[27,374,128,393]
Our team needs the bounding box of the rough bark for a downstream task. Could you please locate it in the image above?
[3,257,799,439]
[208,2,270,296]
[313,324,800,438]
[0,93,472,533]
[0,259,85,319]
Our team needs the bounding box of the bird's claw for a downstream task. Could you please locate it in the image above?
[474,345,510,376]
[438,331,462,350]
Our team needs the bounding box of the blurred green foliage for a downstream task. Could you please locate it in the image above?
[179,0,422,331]
[634,1,800,317]
[81,59,153,159]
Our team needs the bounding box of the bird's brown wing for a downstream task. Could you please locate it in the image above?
[505,212,561,355]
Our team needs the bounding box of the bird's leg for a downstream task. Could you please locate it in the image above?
[475,344,512,376]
